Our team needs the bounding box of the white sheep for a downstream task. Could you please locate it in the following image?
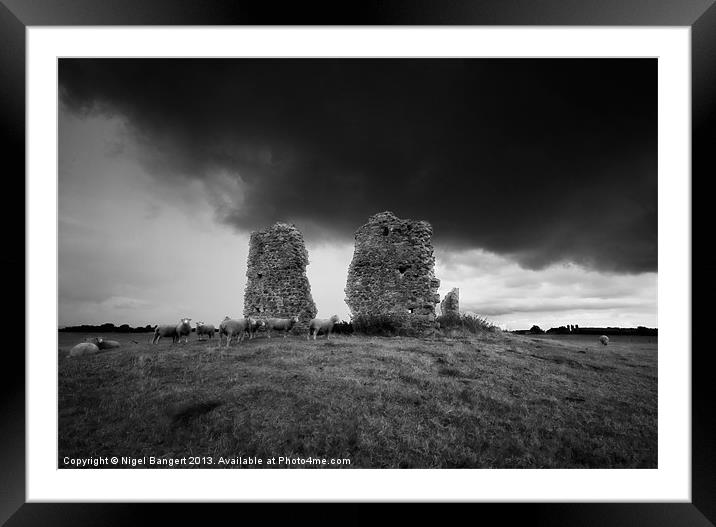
[219,317,250,348]
[69,342,99,357]
[308,315,340,340]
[599,335,610,346]
[265,316,299,339]
[152,318,192,344]
[195,322,216,341]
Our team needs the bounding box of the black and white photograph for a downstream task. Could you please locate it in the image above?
[57,57,658,470]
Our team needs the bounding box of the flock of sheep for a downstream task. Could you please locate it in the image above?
[69,314,341,356]
[151,314,342,348]
[67,316,611,356]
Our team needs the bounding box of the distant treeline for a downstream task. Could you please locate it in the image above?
[58,321,357,334]
[59,323,155,333]
[513,325,657,336]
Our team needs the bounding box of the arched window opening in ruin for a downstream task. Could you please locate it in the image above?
[382,227,389,236]
[398,265,409,275]
[257,272,263,279]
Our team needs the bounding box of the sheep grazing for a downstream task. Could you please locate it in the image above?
[265,316,299,339]
[85,337,120,350]
[196,321,216,341]
[218,317,250,348]
[69,342,99,357]
[246,317,265,340]
[152,318,192,344]
[599,335,610,346]
[308,315,340,340]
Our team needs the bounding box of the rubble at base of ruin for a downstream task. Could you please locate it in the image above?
[440,288,460,316]
[243,222,317,333]
[345,211,441,333]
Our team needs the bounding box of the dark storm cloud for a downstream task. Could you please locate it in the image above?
[59,58,657,273]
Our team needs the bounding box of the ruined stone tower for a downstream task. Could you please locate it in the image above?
[440,288,460,316]
[243,222,317,333]
[345,211,441,330]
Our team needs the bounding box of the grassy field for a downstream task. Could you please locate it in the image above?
[58,330,657,468]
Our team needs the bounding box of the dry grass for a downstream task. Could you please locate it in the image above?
[57,331,657,468]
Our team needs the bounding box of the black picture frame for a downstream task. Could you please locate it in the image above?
[4,1,711,525]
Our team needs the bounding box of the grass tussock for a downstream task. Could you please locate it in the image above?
[436,312,498,335]
[57,331,657,469]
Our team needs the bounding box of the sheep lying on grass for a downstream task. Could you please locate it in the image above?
[195,322,216,341]
[599,335,610,346]
[265,316,299,339]
[308,315,340,340]
[152,318,192,344]
[85,337,120,350]
[69,342,99,357]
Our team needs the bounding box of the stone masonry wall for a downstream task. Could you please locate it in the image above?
[440,288,460,316]
[345,211,440,331]
[243,222,317,333]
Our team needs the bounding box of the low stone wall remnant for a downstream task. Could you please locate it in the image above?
[440,288,460,316]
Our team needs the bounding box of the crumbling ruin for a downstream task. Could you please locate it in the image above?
[345,211,441,331]
[440,288,460,316]
[243,222,317,333]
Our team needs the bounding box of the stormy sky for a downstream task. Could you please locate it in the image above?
[58,58,657,330]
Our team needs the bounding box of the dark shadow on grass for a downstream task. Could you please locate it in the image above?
[165,400,222,427]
